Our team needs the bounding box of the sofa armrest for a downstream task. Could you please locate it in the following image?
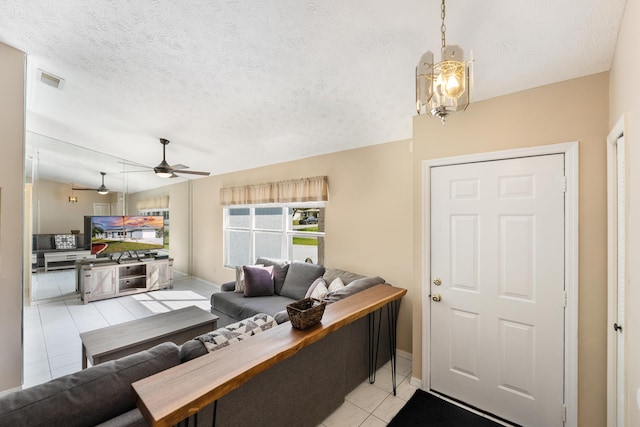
[274,310,290,324]
[221,281,236,292]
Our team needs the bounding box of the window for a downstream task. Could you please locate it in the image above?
[224,204,325,267]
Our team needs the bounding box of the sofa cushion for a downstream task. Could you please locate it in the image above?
[323,268,366,286]
[0,342,180,427]
[279,261,325,300]
[194,313,276,353]
[95,408,146,427]
[274,310,290,324]
[243,265,274,297]
[324,276,387,302]
[256,257,290,294]
[180,339,209,363]
[212,290,295,319]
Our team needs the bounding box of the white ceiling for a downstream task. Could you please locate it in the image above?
[0,0,627,193]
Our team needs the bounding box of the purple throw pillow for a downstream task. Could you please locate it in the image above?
[243,265,275,297]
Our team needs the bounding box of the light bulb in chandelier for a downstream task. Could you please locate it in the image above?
[415,0,472,123]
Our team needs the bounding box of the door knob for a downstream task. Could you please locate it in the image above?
[432,294,442,302]
[433,278,442,286]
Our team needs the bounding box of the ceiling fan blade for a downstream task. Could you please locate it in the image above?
[173,170,210,176]
[121,170,152,173]
[72,187,98,191]
[171,164,189,170]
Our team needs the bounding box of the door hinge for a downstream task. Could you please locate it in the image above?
[562,404,567,422]
[563,291,567,307]
[563,176,567,193]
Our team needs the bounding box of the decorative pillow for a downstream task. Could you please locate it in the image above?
[327,277,345,292]
[234,266,245,293]
[194,313,276,353]
[304,277,326,299]
[234,263,264,293]
[54,234,76,250]
[279,261,326,300]
[256,258,290,294]
[243,265,275,297]
[310,281,329,300]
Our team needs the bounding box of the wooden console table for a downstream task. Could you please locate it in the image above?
[80,306,218,369]
[77,258,173,303]
[132,284,406,427]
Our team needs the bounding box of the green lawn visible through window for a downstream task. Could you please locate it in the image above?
[293,237,317,246]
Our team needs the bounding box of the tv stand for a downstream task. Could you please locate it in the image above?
[77,258,173,304]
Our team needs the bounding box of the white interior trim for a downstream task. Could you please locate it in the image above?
[606,113,627,427]
[421,141,579,427]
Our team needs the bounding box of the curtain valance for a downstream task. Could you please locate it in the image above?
[136,195,170,211]
[220,176,328,205]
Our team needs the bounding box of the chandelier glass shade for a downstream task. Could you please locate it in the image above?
[416,0,472,123]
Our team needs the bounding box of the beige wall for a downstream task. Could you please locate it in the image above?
[0,42,25,392]
[609,0,640,424]
[32,177,116,234]
[187,140,414,352]
[412,73,609,426]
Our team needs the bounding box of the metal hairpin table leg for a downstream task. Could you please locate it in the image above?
[368,308,382,383]
[387,299,399,395]
[212,400,217,427]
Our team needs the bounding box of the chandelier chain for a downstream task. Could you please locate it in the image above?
[440,0,446,52]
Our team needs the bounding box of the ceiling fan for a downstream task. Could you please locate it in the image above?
[122,138,210,179]
[72,172,109,195]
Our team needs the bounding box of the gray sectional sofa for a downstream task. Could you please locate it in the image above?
[0,306,395,427]
[210,257,386,327]
[1,261,395,426]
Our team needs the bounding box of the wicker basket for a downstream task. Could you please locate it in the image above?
[286,298,326,330]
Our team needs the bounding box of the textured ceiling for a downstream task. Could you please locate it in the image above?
[0,0,627,192]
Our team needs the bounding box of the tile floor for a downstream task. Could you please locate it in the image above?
[23,271,416,426]
[31,269,78,300]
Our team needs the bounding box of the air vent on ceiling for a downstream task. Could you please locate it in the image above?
[37,69,65,90]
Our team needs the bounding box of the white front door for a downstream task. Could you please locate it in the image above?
[429,154,565,426]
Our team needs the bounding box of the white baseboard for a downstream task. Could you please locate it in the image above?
[396,348,412,361]
[410,376,423,389]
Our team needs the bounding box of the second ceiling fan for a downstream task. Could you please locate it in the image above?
[72,171,110,195]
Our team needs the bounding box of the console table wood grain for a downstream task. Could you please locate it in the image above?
[80,306,218,369]
[132,284,406,427]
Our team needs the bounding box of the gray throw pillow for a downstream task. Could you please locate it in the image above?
[256,257,290,294]
[279,261,326,300]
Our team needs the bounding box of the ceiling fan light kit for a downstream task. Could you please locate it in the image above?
[416,0,472,124]
[97,172,109,194]
[72,171,110,195]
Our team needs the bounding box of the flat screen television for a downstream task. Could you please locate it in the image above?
[84,215,165,255]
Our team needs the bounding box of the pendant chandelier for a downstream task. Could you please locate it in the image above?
[416,0,472,123]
